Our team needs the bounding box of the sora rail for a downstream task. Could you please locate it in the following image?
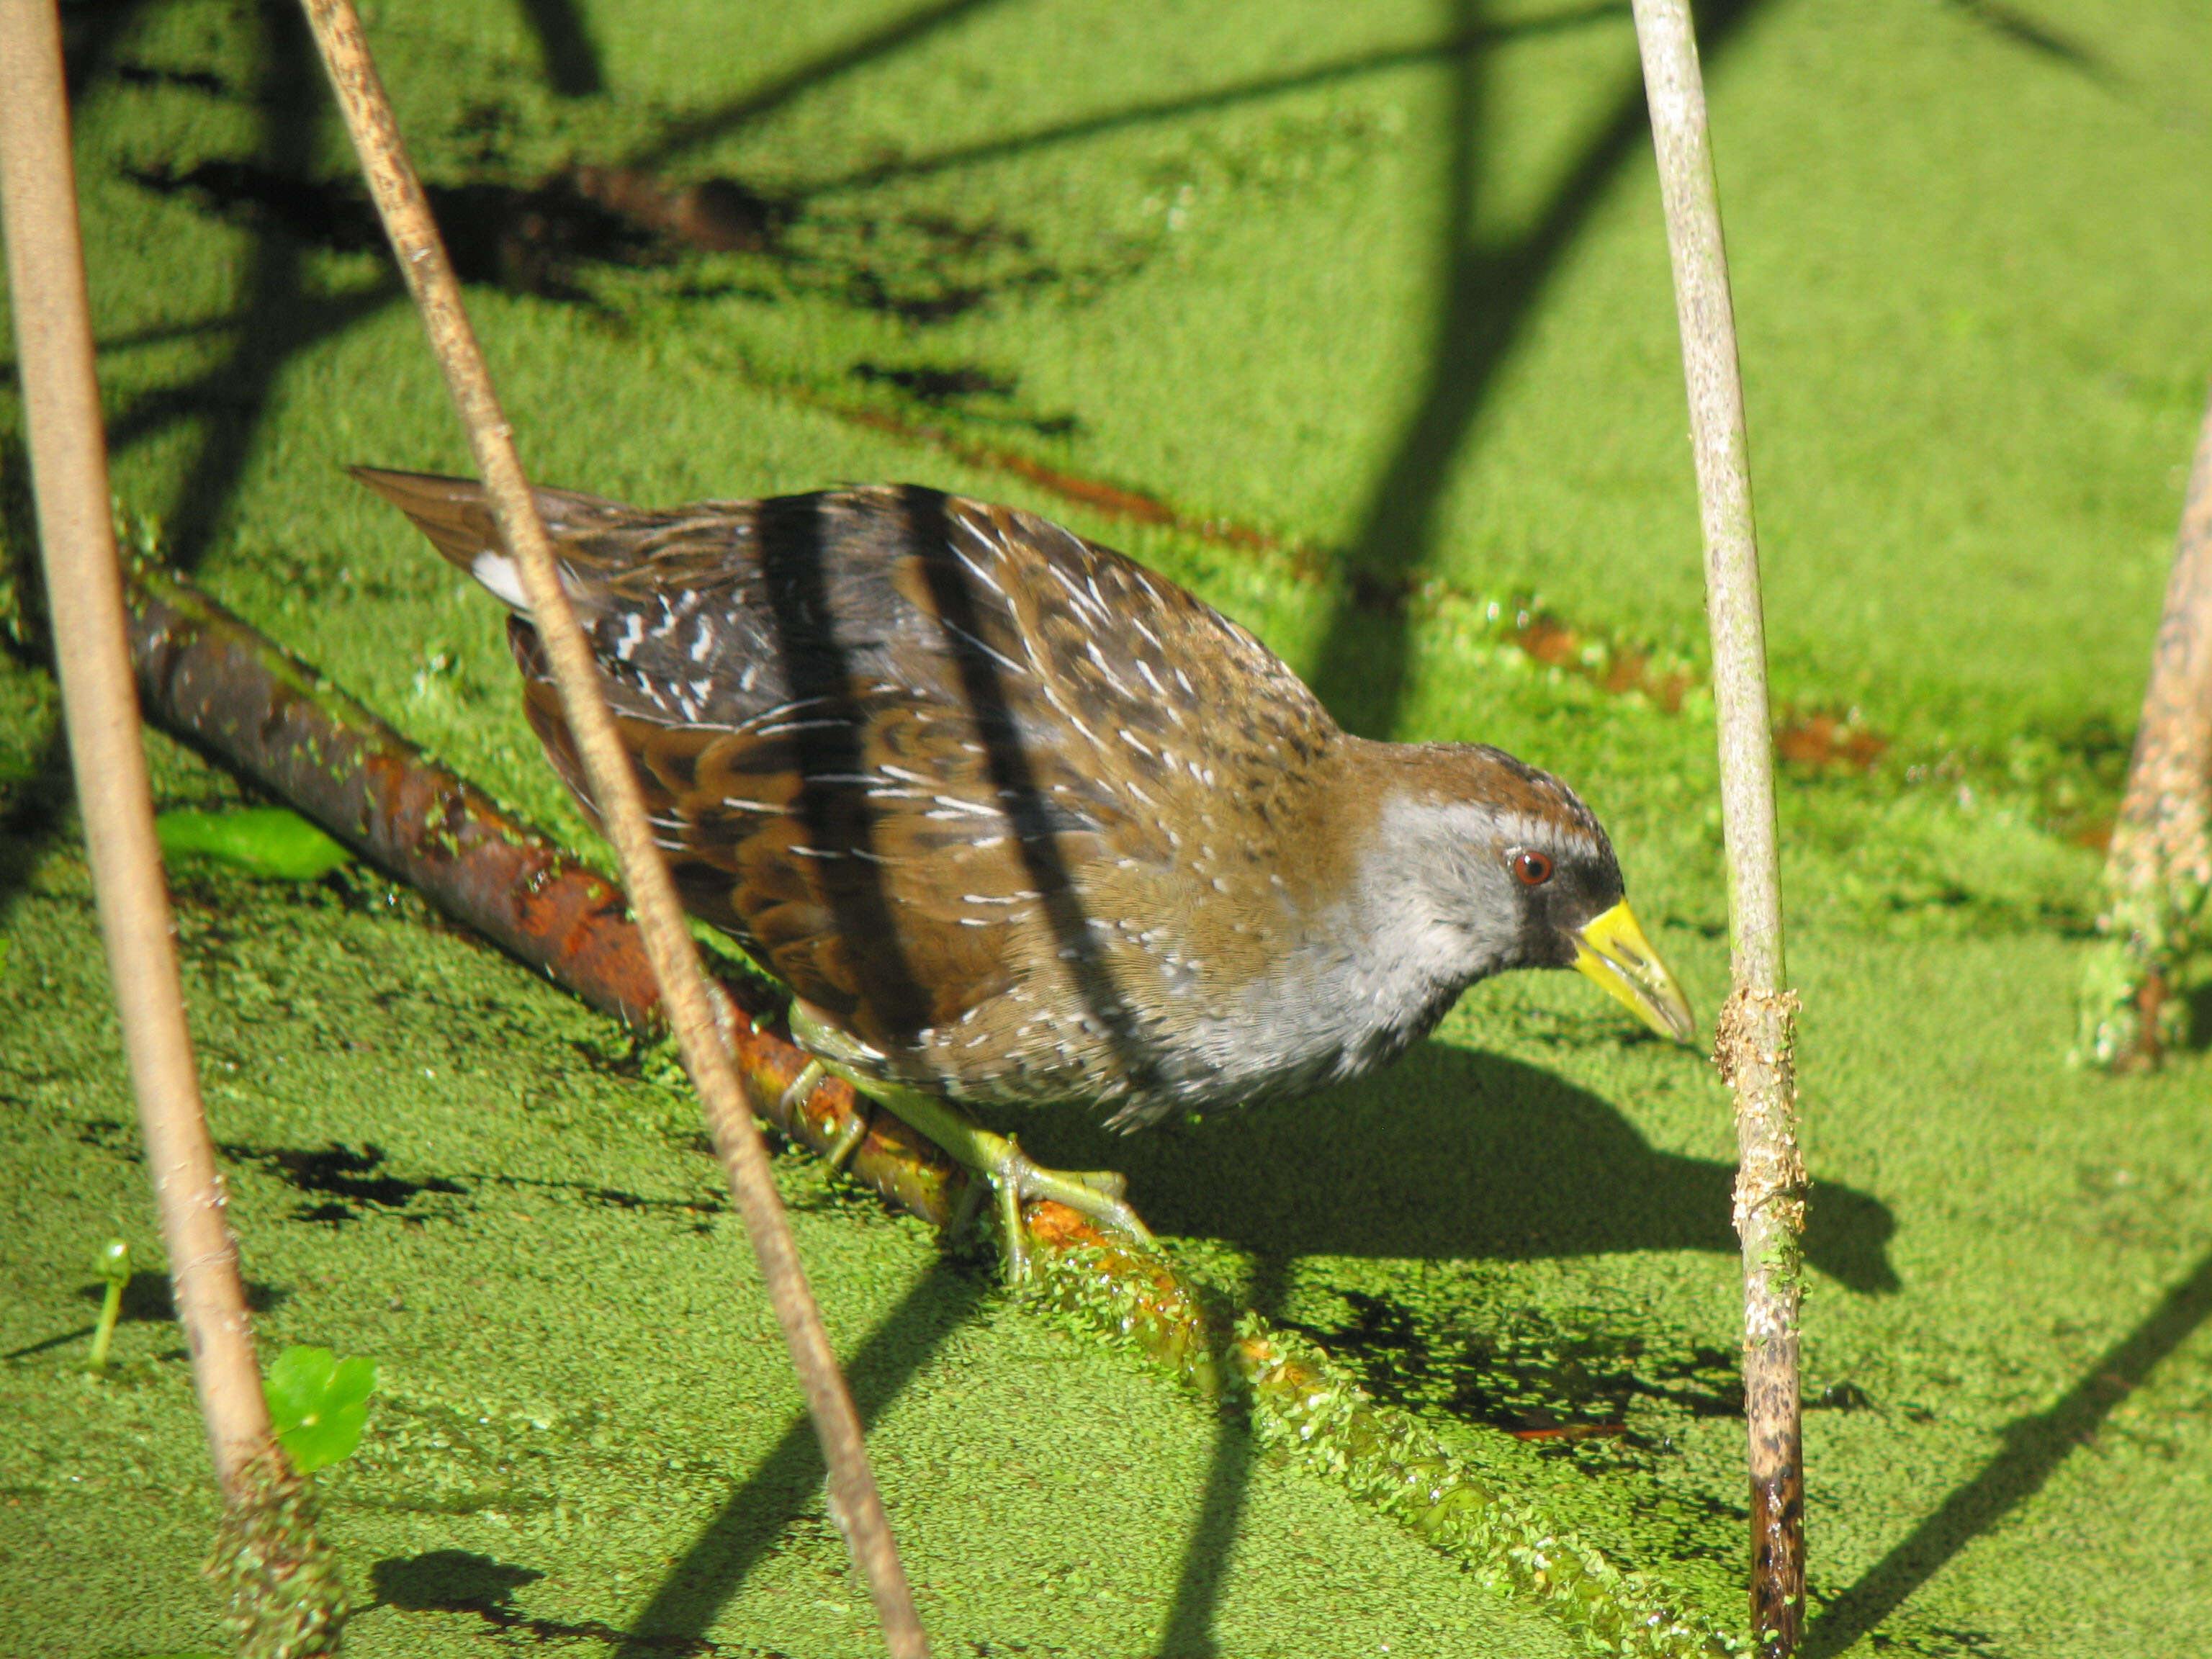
[357,468,1694,1276]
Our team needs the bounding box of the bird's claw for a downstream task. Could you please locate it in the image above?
[821,1102,872,1174]
[777,1058,824,1120]
[779,1058,873,1174]
[979,1134,1154,1283]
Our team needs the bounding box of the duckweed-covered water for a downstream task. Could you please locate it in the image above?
[6,2,2212,1653]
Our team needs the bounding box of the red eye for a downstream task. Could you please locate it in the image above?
[1511,849,1553,886]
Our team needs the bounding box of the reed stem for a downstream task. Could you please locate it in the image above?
[1629,1,1807,1646]
[295,5,927,1651]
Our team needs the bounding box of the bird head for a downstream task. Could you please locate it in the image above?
[1377,743,1696,1043]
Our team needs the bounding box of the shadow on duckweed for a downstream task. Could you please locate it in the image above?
[0,1275,288,1364]
[0,441,72,938]
[1010,1037,1892,1653]
[71,1271,288,1323]
[369,1548,744,1655]
[215,1141,469,1227]
[125,143,1136,328]
[619,1263,988,1657]
[372,1548,543,1612]
[1308,0,1771,742]
[621,0,1012,173]
[1014,1043,1899,1294]
[1805,1244,2212,1657]
[1280,1287,1743,1442]
[100,1,400,579]
[511,0,604,99]
[1942,0,2121,89]
[200,1134,727,1231]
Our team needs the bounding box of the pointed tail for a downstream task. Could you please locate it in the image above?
[349,465,624,612]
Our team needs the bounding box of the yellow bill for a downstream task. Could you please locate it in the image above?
[1572,899,1695,1041]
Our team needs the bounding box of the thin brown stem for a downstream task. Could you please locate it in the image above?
[292,4,927,1652]
[1629,0,1804,1648]
[0,4,343,1651]
[2078,382,2212,1069]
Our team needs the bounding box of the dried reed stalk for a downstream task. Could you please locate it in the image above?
[2077,382,2212,1069]
[0,1,343,1650]
[295,3,926,1651]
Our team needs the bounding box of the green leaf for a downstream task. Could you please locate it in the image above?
[155,806,352,881]
[264,1344,377,1473]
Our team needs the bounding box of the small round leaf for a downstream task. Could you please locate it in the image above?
[264,1344,377,1473]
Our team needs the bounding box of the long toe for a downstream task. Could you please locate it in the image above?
[1000,1144,1156,1253]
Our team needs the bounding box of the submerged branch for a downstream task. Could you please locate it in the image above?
[1029,1210,1737,1659]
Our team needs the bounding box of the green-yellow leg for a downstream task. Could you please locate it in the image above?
[786,1011,1153,1281]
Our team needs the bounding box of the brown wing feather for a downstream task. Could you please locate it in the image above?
[378,471,1345,1106]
